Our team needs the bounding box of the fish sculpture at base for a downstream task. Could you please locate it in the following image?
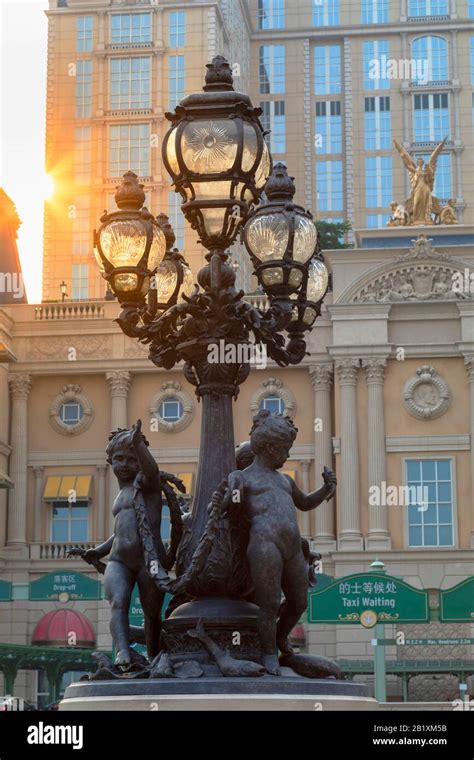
[187,619,266,677]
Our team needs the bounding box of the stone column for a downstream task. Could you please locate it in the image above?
[96,464,108,543]
[309,364,336,550]
[300,460,311,539]
[0,364,10,548]
[362,358,391,550]
[33,466,44,543]
[7,374,32,551]
[335,359,363,550]
[105,371,131,536]
[465,357,474,548]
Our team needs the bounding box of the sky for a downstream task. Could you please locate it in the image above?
[0,0,49,304]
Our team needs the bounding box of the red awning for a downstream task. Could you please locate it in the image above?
[32,609,95,648]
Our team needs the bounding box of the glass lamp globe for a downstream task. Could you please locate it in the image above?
[162,56,271,251]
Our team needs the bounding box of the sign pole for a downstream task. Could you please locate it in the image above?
[373,622,387,703]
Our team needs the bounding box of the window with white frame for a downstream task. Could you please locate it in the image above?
[314,45,341,96]
[361,0,389,23]
[74,126,91,184]
[413,93,449,142]
[51,501,89,542]
[169,11,186,48]
[364,96,391,149]
[259,45,285,95]
[408,0,449,16]
[312,0,340,26]
[315,101,342,155]
[258,0,285,29]
[109,124,150,177]
[471,37,474,84]
[76,60,92,118]
[411,36,448,82]
[260,395,285,415]
[365,156,392,208]
[71,263,89,300]
[406,459,454,547]
[260,101,286,154]
[110,58,150,110]
[76,16,93,53]
[59,401,84,426]
[168,55,185,110]
[159,398,184,422]
[111,13,151,44]
[363,40,390,90]
[316,160,344,212]
[366,213,390,227]
[72,197,90,257]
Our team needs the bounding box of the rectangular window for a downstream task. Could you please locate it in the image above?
[365,155,392,207]
[312,0,340,26]
[74,126,91,184]
[314,46,341,96]
[168,55,185,110]
[259,46,285,95]
[258,0,285,29]
[406,459,454,548]
[71,263,89,301]
[76,60,92,119]
[408,0,449,16]
[260,101,286,154]
[363,40,390,91]
[470,1,474,18]
[364,96,391,149]
[111,13,151,44]
[168,192,184,249]
[366,213,390,227]
[315,101,342,155]
[76,16,93,53]
[110,57,151,110]
[109,124,150,177]
[361,0,389,23]
[413,93,449,142]
[316,160,344,212]
[51,501,89,542]
[169,11,186,48]
[72,197,90,257]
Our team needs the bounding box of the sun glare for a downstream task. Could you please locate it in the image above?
[42,172,55,201]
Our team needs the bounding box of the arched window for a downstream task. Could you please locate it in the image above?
[412,36,448,82]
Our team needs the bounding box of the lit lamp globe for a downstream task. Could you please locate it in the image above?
[151,213,195,312]
[243,163,319,302]
[290,256,329,329]
[93,171,166,306]
[162,55,271,252]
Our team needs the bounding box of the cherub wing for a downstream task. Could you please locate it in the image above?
[393,139,417,174]
[426,137,447,186]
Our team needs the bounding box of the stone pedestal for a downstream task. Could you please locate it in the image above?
[60,674,374,711]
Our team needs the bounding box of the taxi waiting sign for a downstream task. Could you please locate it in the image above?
[308,572,429,625]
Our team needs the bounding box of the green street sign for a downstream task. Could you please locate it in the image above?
[308,572,429,624]
[129,585,171,626]
[440,577,474,623]
[30,570,102,601]
[0,579,12,601]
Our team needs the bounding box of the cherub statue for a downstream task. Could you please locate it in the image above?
[393,137,447,225]
[74,420,184,668]
[387,201,408,227]
[225,411,336,675]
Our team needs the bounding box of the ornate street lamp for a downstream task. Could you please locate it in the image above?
[92,57,329,590]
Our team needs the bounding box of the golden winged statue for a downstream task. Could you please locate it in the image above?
[392,137,455,226]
